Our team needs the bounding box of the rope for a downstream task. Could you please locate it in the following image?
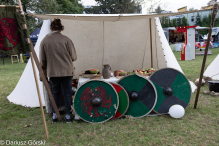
[141,19,150,69]
[211,72,219,79]
[155,19,159,68]
[102,21,105,70]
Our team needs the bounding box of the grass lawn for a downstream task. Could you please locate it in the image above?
[0,49,219,146]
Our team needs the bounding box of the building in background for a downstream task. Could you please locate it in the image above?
[161,0,219,26]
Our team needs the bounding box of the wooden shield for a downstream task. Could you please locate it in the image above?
[149,68,192,115]
[110,83,129,119]
[73,80,119,123]
[118,74,157,118]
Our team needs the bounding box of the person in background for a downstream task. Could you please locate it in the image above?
[39,18,77,123]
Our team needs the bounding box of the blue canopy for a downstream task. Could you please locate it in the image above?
[30,28,40,42]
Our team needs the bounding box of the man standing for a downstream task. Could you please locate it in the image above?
[39,18,77,123]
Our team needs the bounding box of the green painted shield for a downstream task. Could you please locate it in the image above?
[110,83,129,119]
[149,68,192,115]
[118,74,157,118]
[73,80,119,123]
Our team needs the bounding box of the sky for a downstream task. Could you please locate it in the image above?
[80,0,210,13]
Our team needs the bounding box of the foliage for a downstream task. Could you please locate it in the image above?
[0,0,16,5]
[1,0,84,33]
[161,17,189,28]
[195,13,218,35]
[196,12,202,26]
[84,0,143,14]
[154,5,163,14]
[56,0,84,14]
[188,7,195,11]
[144,0,163,14]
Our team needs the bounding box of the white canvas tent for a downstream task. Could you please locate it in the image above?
[7,14,197,107]
[204,54,219,80]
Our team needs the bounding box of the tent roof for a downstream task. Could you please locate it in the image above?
[30,28,40,41]
[25,8,213,21]
[204,54,219,80]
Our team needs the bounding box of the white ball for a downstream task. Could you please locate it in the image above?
[168,105,185,118]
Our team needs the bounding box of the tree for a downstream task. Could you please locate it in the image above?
[143,0,167,14]
[161,17,171,28]
[189,7,194,11]
[195,12,202,26]
[161,16,189,28]
[154,5,163,14]
[171,19,178,27]
[1,0,84,33]
[179,16,189,26]
[56,0,84,14]
[0,0,16,5]
[20,0,61,33]
[84,6,101,14]
[84,0,143,14]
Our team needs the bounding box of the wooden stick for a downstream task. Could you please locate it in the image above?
[30,41,62,121]
[194,4,218,108]
[149,18,153,68]
[0,5,20,8]
[17,0,61,121]
[16,0,50,139]
[30,52,49,139]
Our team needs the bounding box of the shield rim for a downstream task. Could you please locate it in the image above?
[149,67,192,115]
[73,79,119,123]
[110,82,129,119]
[117,74,157,118]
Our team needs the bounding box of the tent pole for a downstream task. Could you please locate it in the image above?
[194,4,218,108]
[149,18,153,68]
[17,0,49,139]
[17,0,61,122]
[17,0,60,139]
[29,52,49,139]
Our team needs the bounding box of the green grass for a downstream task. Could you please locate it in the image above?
[1,49,219,146]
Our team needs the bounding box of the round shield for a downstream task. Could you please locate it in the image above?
[110,83,129,119]
[118,74,157,118]
[73,80,119,123]
[149,68,192,115]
